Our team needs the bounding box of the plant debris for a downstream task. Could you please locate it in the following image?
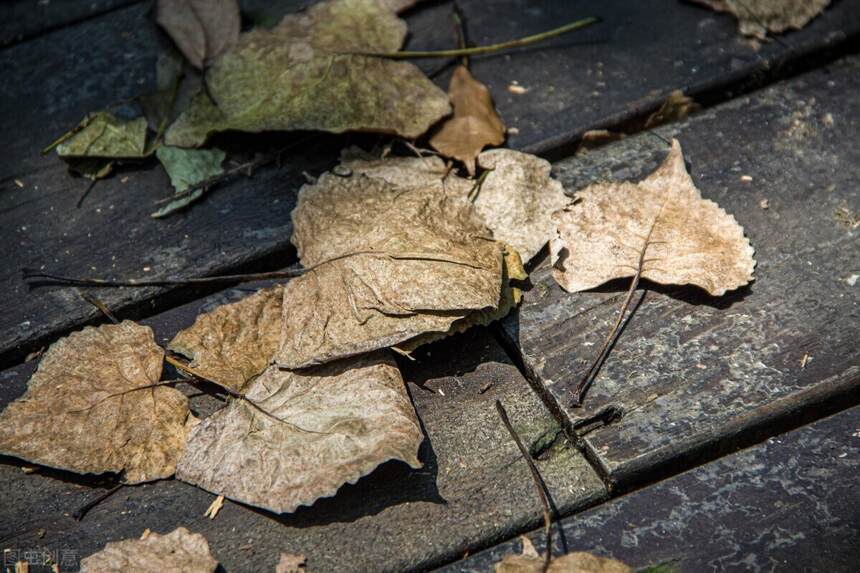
[55,112,148,159]
[153,145,226,217]
[156,0,240,69]
[176,353,423,514]
[691,0,830,39]
[80,527,218,573]
[0,321,196,483]
[276,552,308,573]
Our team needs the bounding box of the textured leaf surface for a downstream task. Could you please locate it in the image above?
[176,353,423,514]
[169,286,283,392]
[156,0,240,69]
[430,66,505,175]
[80,527,218,573]
[474,149,571,262]
[691,0,830,39]
[56,112,148,158]
[279,155,504,368]
[0,322,195,484]
[165,0,450,147]
[550,139,755,296]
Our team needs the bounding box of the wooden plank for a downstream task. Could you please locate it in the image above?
[500,54,860,487]
[0,287,606,573]
[0,0,139,47]
[437,405,860,572]
[3,1,860,370]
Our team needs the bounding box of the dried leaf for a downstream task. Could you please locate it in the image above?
[550,139,755,296]
[156,0,240,69]
[692,0,830,39]
[430,66,505,175]
[279,156,503,368]
[151,145,226,217]
[495,551,633,573]
[0,322,195,483]
[176,353,423,514]
[276,553,307,573]
[643,90,700,129]
[169,286,284,392]
[473,149,571,262]
[80,527,218,573]
[56,112,148,159]
[165,0,450,147]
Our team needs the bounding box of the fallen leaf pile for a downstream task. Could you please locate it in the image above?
[692,0,830,39]
[80,527,218,573]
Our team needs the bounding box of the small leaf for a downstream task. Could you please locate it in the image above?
[495,551,633,573]
[151,146,226,217]
[80,527,218,573]
[165,0,450,147]
[56,112,148,159]
[430,66,505,175]
[0,322,196,484]
[156,0,240,69]
[550,139,756,296]
[168,285,284,392]
[691,0,830,39]
[176,354,423,514]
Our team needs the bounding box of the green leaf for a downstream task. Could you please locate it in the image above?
[152,146,225,218]
[56,112,148,159]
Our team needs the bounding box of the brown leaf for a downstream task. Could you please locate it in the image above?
[692,0,830,39]
[165,0,450,147]
[176,353,423,514]
[474,149,571,262]
[643,90,700,129]
[495,551,633,573]
[80,527,218,573]
[550,139,755,296]
[430,66,505,175]
[276,553,307,573]
[156,0,240,69]
[278,156,504,368]
[169,286,284,392]
[0,322,195,484]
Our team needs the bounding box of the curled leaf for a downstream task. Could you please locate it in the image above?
[176,354,423,514]
[692,0,830,39]
[165,0,450,147]
[168,286,284,392]
[550,139,755,296]
[56,112,148,159]
[80,527,218,573]
[0,322,195,484]
[430,66,506,175]
[156,0,240,69]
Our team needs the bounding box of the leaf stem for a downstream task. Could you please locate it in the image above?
[378,17,598,59]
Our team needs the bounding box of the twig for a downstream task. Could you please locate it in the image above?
[452,3,469,68]
[468,168,493,202]
[73,484,123,521]
[375,17,598,59]
[495,400,552,573]
[78,290,119,323]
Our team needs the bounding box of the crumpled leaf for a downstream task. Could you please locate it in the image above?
[169,285,283,392]
[156,0,240,69]
[176,353,423,514]
[0,321,195,484]
[80,527,218,573]
[550,139,755,296]
[692,0,830,39]
[165,0,450,147]
[56,112,148,158]
[276,553,307,573]
[279,155,504,368]
[495,551,632,573]
[430,66,505,175]
[473,149,570,262]
[152,145,226,217]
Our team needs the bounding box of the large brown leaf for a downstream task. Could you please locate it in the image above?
[430,66,505,175]
[169,286,284,392]
[550,139,755,296]
[278,156,503,368]
[691,0,830,39]
[473,149,571,262]
[156,0,240,69]
[0,322,195,484]
[80,527,218,573]
[165,0,450,147]
[176,353,423,514]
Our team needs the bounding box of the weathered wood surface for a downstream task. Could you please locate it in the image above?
[0,285,605,573]
[439,405,860,572]
[0,0,139,47]
[501,54,860,487]
[3,1,860,369]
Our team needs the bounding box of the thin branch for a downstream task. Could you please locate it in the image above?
[78,290,119,323]
[495,400,553,573]
[374,17,598,59]
[468,167,493,202]
[73,483,123,521]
